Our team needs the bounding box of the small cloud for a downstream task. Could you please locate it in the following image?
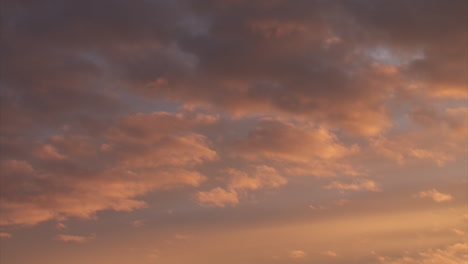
[324,179,381,192]
[333,199,350,206]
[322,250,338,257]
[0,232,12,238]
[309,204,327,210]
[376,242,467,264]
[34,144,66,160]
[309,199,351,211]
[56,223,67,229]
[416,188,453,202]
[55,234,95,243]
[147,249,160,261]
[289,250,307,259]
[131,219,146,227]
[463,214,468,221]
[227,166,287,191]
[174,233,191,240]
[452,228,465,236]
[195,187,239,207]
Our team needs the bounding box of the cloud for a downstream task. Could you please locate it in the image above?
[371,135,456,167]
[195,187,239,208]
[235,119,356,162]
[196,165,287,207]
[377,242,468,264]
[1,0,466,239]
[131,220,146,228]
[416,189,453,203]
[322,250,338,257]
[56,223,67,229]
[309,199,350,211]
[234,119,360,177]
[0,232,12,238]
[55,234,95,243]
[10,0,463,138]
[324,179,381,192]
[289,250,307,259]
[174,234,192,240]
[1,0,465,142]
[0,112,218,226]
[227,165,287,191]
[452,228,464,236]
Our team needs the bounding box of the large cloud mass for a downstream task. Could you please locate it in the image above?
[1,0,466,229]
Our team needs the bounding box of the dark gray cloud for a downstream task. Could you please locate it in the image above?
[2,0,465,139]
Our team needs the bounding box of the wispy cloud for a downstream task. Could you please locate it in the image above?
[55,234,95,243]
[416,189,453,202]
[289,250,307,259]
[0,232,12,238]
[324,180,381,192]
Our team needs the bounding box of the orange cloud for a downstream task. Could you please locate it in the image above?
[55,234,95,243]
[416,189,453,203]
[0,112,218,226]
[324,179,381,192]
[377,242,467,264]
[322,250,338,257]
[372,135,456,167]
[234,119,361,177]
[289,250,307,259]
[195,166,287,207]
[195,187,239,207]
[227,165,287,191]
[236,119,356,162]
[0,232,12,238]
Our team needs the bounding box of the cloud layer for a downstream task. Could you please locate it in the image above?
[0,1,466,263]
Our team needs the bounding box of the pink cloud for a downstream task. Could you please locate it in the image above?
[195,187,239,208]
[55,234,95,243]
[0,232,12,238]
[0,112,218,226]
[324,179,381,192]
[227,166,287,191]
[377,242,467,264]
[289,250,307,259]
[416,189,453,203]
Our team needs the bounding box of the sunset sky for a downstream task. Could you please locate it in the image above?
[0,0,467,263]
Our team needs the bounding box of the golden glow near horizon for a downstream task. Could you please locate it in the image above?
[1,0,467,263]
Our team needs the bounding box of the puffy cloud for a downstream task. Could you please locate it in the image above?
[227,166,287,191]
[1,0,464,143]
[55,234,95,243]
[235,119,355,162]
[234,119,360,177]
[377,242,468,264]
[0,112,217,226]
[372,135,456,167]
[8,0,464,138]
[195,165,287,207]
[324,179,381,192]
[1,0,466,241]
[195,187,239,208]
[416,189,453,203]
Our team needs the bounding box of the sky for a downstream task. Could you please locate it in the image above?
[0,0,467,263]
